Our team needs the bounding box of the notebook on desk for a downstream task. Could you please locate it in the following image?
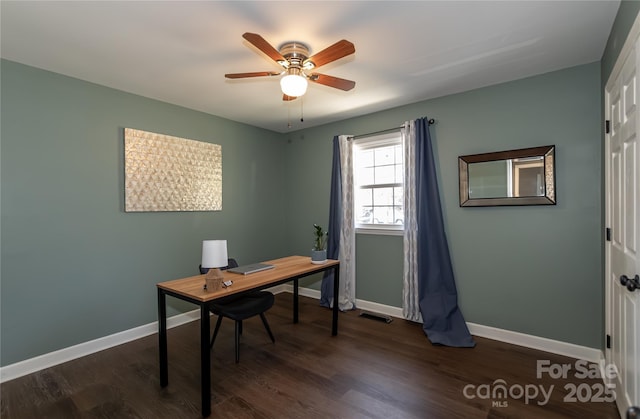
[227,263,275,275]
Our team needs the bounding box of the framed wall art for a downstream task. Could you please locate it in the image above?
[124,128,222,212]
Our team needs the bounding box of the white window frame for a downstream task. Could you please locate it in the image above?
[353,131,404,236]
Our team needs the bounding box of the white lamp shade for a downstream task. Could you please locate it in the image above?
[280,73,308,97]
[201,240,228,268]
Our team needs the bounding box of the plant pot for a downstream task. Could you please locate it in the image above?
[311,249,327,264]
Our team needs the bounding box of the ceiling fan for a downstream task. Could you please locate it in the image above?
[225,32,356,101]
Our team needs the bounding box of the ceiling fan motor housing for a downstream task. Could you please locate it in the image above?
[279,42,314,70]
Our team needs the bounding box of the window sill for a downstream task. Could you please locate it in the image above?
[356,227,404,236]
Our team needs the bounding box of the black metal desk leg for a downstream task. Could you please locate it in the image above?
[200,304,211,417]
[158,289,168,387]
[332,266,339,336]
[293,278,299,324]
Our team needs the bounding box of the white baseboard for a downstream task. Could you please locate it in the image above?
[0,308,201,383]
[292,285,404,318]
[466,323,603,363]
[0,285,602,382]
[281,285,603,362]
[0,284,287,383]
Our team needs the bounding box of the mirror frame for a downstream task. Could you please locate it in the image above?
[458,145,556,207]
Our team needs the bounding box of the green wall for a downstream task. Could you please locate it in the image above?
[0,60,288,366]
[285,62,603,349]
[0,43,625,366]
[601,0,640,84]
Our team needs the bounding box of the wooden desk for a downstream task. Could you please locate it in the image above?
[157,255,340,417]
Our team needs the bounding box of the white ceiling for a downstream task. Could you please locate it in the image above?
[1,1,620,133]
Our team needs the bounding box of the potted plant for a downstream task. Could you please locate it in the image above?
[311,223,328,264]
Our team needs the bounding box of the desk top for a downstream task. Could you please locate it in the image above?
[157,255,339,302]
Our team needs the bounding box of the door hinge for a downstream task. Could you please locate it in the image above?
[606,334,611,349]
[605,120,611,134]
[606,227,611,242]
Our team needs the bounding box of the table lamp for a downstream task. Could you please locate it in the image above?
[201,240,228,291]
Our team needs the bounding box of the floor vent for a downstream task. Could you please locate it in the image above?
[359,310,393,324]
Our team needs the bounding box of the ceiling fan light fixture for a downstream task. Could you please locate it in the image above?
[280,68,308,97]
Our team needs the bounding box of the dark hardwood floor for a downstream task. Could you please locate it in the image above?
[1,294,620,419]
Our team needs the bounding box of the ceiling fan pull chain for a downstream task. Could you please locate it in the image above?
[300,97,304,123]
[287,102,292,129]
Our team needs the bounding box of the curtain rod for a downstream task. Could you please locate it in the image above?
[347,118,435,140]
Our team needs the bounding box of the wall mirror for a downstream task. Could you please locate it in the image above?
[458,145,555,207]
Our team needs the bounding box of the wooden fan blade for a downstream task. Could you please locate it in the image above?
[242,32,285,63]
[283,94,297,101]
[306,40,355,68]
[225,71,280,79]
[309,73,356,91]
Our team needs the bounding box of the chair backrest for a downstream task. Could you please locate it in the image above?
[199,258,238,274]
[223,258,239,270]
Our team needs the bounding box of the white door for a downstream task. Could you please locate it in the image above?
[605,28,640,419]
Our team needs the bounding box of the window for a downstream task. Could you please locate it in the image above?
[353,132,404,233]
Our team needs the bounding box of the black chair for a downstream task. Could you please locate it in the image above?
[200,259,275,363]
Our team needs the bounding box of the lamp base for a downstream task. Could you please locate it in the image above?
[204,268,224,291]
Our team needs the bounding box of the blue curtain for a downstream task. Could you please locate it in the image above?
[320,136,342,307]
[415,117,475,347]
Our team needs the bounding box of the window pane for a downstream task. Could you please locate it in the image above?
[357,149,374,168]
[357,206,373,224]
[375,165,395,184]
[394,186,403,205]
[359,167,374,185]
[374,146,395,166]
[373,206,394,224]
[356,188,373,206]
[374,187,394,205]
[394,144,403,164]
[394,207,404,225]
[395,165,403,183]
